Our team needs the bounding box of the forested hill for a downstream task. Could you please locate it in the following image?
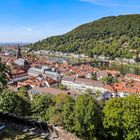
[29,14,140,59]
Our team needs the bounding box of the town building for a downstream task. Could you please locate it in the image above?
[61,76,105,92]
[28,66,61,82]
[125,73,140,82]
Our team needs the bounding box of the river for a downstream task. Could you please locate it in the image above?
[46,56,140,75]
[108,63,140,75]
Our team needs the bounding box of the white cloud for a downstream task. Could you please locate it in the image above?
[79,0,140,8]
[79,0,119,7]
[26,27,32,31]
[0,21,77,43]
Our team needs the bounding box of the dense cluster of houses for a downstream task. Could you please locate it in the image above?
[0,46,140,101]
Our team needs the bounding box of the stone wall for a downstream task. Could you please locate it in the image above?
[54,126,81,140]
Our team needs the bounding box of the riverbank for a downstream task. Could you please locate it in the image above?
[29,52,140,75]
[42,53,140,68]
[110,61,140,68]
[46,55,140,75]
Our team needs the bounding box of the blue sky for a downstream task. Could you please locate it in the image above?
[0,0,140,43]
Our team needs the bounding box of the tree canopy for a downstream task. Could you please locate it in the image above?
[31,94,53,120]
[103,95,140,140]
[0,59,11,91]
[0,90,30,116]
[72,94,102,140]
[28,14,140,59]
[0,88,140,140]
[46,94,72,125]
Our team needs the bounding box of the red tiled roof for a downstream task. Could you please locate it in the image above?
[125,73,140,80]
[121,87,137,94]
[104,84,115,92]
[114,83,124,90]
[62,76,76,82]
[105,70,120,75]
[75,78,104,87]
[47,77,57,85]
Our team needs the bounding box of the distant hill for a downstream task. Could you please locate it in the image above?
[29,14,140,59]
[0,43,29,47]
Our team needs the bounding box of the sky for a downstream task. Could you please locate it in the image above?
[0,0,140,43]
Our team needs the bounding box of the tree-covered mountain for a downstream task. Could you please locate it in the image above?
[29,14,140,59]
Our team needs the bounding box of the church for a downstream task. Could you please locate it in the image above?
[14,45,30,72]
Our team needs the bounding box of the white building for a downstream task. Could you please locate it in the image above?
[61,76,105,93]
[28,66,61,82]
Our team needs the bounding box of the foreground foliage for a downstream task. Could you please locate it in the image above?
[103,95,140,140]
[0,89,140,140]
[0,90,30,116]
[0,59,11,91]
[31,94,53,120]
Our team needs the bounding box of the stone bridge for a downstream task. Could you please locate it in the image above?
[72,60,109,66]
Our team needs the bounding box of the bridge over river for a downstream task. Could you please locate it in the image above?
[72,60,109,66]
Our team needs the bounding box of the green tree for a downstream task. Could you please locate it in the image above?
[47,94,71,126]
[18,87,30,101]
[61,96,75,132]
[0,59,11,91]
[31,94,53,120]
[92,73,97,81]
[103,95,140,140]
[57,84,66,90]
[0,90,29,116]
[95,90,101,98]
[17,87,31,116]
[101,76,117,84]
[72,94,102,140]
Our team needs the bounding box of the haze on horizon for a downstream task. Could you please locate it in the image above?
[0,0,140,43]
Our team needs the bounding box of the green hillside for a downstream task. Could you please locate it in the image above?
[29,14,140,59]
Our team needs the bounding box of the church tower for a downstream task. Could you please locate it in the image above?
[16,44,22,59]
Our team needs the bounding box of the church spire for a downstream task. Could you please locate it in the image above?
[16,44,22,59]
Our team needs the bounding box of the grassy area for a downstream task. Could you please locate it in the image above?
[0,128,47,140]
